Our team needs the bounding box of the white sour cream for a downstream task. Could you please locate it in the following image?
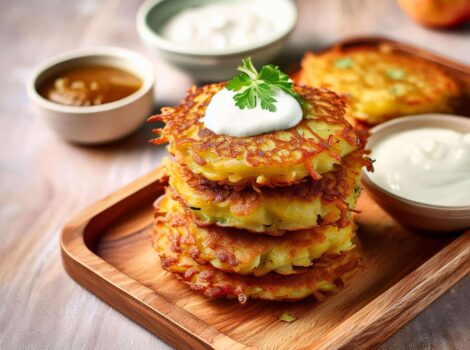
[369,128,470,206]
[201,88,302,137]
[161,0,280,51]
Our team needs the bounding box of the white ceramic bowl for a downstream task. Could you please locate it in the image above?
[136,0,298,81]
[362,114,470,233]
[27,47,154,144]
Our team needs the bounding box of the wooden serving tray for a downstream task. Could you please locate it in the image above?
[61,166,470,349]
[61,37,470,349]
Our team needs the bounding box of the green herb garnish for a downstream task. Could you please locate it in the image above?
[279,312,296,323]
[334,57,354,69]
[226,57,300,112]
[386,69,406,80]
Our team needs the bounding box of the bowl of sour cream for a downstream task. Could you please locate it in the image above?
[362,114,470,232]
[136,0,297,81]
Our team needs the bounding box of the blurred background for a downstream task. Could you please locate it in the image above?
[0,1,469,349]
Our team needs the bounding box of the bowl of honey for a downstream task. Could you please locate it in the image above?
[27,47,154,144]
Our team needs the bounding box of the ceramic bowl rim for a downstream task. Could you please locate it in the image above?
[136,0,298,57]
[27,46,154,115]
[361,114,470,213]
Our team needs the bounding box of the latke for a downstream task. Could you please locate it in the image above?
[297,45,459,125]
[153,209,360,303]
[155,195,356,276]
[165,150,369,233]
[149,83,364,187]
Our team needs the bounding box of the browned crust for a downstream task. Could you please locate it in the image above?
[174,150,367,201]
[168,150,372,232]
[149,83,365,182]
[153,211,360,302]
[169,251,360,302]
[155,196,354,272]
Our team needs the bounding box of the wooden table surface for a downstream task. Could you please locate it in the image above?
[0,0,469,349]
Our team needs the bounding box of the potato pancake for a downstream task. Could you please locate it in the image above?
[298,45,459,125]
[149,83,364,187]
[165,150,369,233]
[153,209,360,303]
[155,195,356,276]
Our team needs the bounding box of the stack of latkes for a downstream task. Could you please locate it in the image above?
[149,82,371,303]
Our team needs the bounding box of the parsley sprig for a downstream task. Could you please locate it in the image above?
[226,58,300,112]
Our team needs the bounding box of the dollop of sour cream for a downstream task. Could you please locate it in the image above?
[369,128,470,206]
[161,0,279,51]
[201,88,303,137]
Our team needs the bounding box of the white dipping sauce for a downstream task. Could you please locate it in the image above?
[369,128,470,206]
[201,88,302,137]
[161,0,279,51]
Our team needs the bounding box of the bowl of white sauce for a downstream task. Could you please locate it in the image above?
[137,0,297,81]
[362,114,470,232]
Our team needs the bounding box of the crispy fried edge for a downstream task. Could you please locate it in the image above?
[149,83,366,186]
[155,195,357,276]
[165,150,371,233]
[153,210,361,303]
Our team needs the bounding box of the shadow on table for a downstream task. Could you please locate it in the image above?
[65,103,171,155]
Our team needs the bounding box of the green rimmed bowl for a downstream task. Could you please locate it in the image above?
[136,0,298,81]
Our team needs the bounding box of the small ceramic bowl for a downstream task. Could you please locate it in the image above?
[136,0,297,81]
[27,47,154,144]
[362,114,470,232]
